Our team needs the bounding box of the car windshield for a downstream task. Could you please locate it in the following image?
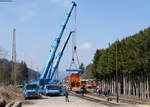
[26,84,38,90]
[46,85,60,90]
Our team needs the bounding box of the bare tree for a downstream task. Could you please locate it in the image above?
[0,47,8,59]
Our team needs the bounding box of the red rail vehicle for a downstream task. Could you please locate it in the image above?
[66,69,83,88]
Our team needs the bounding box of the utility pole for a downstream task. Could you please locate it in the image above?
[116,41,119,103]
[12,28,16,85]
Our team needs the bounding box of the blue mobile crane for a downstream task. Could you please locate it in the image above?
[43,31,74,95]
[39,1,76,86]
[23,1,77,98]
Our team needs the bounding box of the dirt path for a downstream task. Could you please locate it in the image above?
[22,95,150,107]
[23,95,107,107]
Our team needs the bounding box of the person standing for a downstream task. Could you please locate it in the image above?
[64,87,69,102]
[81,85,86,96]
[98,88,102,96]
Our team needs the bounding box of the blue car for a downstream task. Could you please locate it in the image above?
[23,84,40,99]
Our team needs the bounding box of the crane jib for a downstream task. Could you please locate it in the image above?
[40,2,77,82]
[48,31,74,80]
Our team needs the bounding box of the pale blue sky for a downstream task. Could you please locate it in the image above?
[0,0,150,73]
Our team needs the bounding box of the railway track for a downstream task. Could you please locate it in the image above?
[70,91,120,106]
[88,93,148,104]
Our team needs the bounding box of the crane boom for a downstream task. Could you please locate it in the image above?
[40,2,76,80]
[46,31,74,80]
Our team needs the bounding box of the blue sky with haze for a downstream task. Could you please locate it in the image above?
[0,0,150,75]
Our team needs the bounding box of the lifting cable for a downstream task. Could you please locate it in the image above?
[69,6,80,69]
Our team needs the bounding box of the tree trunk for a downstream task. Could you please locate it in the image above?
[144,79,147,99]
[128,77,131,98]
[111,80,113,94]
[118,81,121,96]
[123,76,126,96]
[140,80,143,100]
[133,81,135,98]
[113,77,116,95]
[147,77,149,99]
[136,77,140,99]
[111,78,114,95]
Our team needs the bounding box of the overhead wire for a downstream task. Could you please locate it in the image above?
[68,5,81,69]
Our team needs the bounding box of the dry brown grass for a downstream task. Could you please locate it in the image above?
[0,85,24,103]
[0,85,34,106]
